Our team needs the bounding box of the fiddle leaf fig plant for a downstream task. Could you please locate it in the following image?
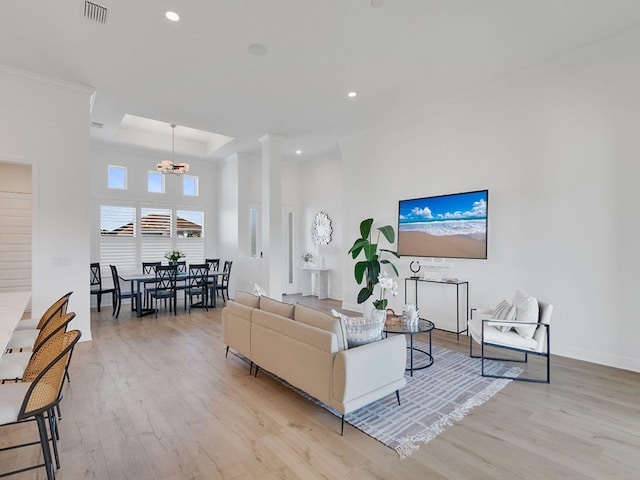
[348,218,400,305]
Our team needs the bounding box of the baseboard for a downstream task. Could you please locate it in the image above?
[554,344,640,373]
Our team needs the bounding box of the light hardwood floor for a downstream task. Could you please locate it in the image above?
[1,295,639,479]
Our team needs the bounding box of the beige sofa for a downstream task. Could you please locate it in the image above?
[222,291,407,433]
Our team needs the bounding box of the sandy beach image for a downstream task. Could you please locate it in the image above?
[398,231,486,259]
[398,190,488,259]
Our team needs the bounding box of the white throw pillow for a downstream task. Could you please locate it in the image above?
[250,282,267,296]
[512,289,539,339]
[492,300,517,332]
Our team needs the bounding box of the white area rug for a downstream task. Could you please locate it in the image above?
[343,343,521,458]
[270,342,521,458]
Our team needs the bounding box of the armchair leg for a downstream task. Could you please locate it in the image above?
[340,415,345,436]
[395,390,401,406]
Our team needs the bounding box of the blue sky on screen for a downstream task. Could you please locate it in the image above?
[399,191,487,224]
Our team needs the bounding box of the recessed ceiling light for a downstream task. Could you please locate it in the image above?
[295,150,302,155]
[248,43,268,56]
[347,91,357,98]
[165,11,180,22]
[371,0,385,7]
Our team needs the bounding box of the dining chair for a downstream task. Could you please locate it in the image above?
[205,258,220,307]
[142,262,161,307]
[176,261,187,273]
[109,265,136,319]
[148,265,178,317]
[185,263,210,313]
[90,262,115,313]
[217,260,233,304]
[13,292,72,332]
[0,329,81,480]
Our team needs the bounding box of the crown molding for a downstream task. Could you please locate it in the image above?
[0,63,95,96]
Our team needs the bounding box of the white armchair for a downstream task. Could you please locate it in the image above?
[469,290,553,383]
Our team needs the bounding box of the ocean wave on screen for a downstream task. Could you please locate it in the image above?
[400,219,486,237]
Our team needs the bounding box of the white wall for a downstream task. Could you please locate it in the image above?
[300,154,344,300]
[0,66,92,339]
[340,33,640,372]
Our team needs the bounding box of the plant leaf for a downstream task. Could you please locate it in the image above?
[360,218,373,239]
[357,286,373,304]
[348,238,368,258]
[379,248,400,259]
[378,225,395,243]
[354,261,367,284]
[363,243,377,261]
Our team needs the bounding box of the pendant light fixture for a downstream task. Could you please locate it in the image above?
[157,124,189,175]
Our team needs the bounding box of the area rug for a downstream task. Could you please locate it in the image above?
[268,342,521,458]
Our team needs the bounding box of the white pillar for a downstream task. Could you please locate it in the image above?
[259,134,283,300]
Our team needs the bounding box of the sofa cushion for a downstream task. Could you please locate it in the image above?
[512,289,539,339]
[294,303,348,351]
[234,291,261,309]
[260,296,295,319]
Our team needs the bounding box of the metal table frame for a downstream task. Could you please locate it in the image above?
[384,319,434,376]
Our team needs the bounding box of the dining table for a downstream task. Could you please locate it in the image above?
[119,270,224,317]
[0,290,32,353]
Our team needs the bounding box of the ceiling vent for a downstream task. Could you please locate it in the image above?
[84,1,108,24]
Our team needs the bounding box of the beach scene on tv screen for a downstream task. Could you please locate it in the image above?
[398,190,487,259]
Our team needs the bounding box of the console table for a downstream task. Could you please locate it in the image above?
[301,267,329,299]
[404,277,469,339]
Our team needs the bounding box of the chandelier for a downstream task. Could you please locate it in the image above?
[157,124,190,175]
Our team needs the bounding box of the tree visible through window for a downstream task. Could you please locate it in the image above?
[176,210,203,238]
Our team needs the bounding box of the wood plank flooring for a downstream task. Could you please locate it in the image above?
[1,295,639,479]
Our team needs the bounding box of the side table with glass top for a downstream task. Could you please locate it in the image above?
[383,319,434,376]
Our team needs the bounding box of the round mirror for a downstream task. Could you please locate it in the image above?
[312,212,332,245]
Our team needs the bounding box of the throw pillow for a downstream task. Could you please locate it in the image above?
[331,309,383,349]
[250,282,267,296]
[512,289,539,339]
[294,303,348,351]
[493,300,517,332]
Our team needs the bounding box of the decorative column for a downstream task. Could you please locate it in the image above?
[259,134,283,300]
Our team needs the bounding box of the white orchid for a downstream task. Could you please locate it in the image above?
[373,271,398,310]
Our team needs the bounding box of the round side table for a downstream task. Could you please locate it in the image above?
[383,319,434,376]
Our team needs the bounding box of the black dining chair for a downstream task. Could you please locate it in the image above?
[205,258,220,306]
[148,265,178,317]
[142,262,161,307]
[90,262,115,313]
[109,265,136,319]
[185,263,210,313]
[217,260,233,304]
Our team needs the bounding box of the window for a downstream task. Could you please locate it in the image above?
[183,175,198,196]
[99,205,137,271]
[176,210,204,238]
[147,171,165,193]
[100,205,136,236]
[107,165,127,190]
[177,210,205,262]
[250,208,257,257]
[140,207,172,237]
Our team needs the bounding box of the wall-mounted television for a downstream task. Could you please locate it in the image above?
[398,189,488,259]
